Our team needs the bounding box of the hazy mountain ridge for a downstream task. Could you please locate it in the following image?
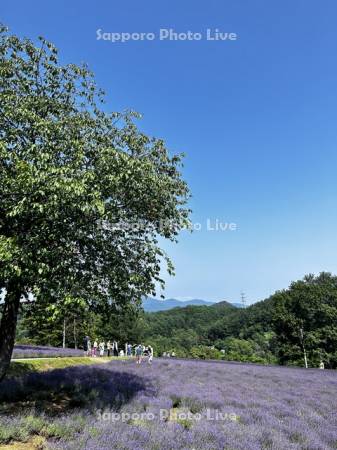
[142,297,239,312]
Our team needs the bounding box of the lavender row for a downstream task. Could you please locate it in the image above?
[12,344,84,359]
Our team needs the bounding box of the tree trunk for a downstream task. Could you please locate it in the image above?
[300,328,308,369]
[62,318,66,349]
[73,317,77,349]
[0,281,22,382]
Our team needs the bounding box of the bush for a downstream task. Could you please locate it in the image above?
[190,346,222,360]
[218,337,276,364]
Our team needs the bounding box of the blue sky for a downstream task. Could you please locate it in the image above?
[3,0,337,304]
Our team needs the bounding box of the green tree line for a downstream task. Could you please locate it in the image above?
[13,272,337,369]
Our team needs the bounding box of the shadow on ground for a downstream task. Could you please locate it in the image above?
[0,364,148,415]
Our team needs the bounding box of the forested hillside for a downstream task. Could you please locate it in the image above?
[142,298,277,362]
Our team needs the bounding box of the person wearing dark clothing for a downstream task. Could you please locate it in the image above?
[83,336,91,356]
[83,336,88,352]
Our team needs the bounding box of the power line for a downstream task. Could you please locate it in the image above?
[240,291,246,308]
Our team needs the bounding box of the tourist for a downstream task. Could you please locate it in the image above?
[148,345,154,365]
[87,338,92,357]
[107,340,112,357]
[83,336,89,356]
[92,339,98,357]
[136,345,143,364]
[99,340,105,357]
[127,343,132,357]
[113,340,119,357]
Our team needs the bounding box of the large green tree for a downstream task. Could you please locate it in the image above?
[0,27,190,380]
[272,272,337,368]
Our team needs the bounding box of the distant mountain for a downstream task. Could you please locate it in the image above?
[142,298,243,312]
[142,297,214,312]
[212,299,245,308]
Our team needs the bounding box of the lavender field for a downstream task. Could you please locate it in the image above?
[12,345,84,359]
[1,359,336,449]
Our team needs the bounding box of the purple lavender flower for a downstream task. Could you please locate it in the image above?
[12,344,84,359]
[1,358,336,449]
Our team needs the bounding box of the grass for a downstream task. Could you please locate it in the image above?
[0,414,84,449]
[8,356,127,378]
[0,436,46,450]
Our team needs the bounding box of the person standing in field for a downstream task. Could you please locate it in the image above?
[83,336,89,356]
[107,341,112,357]
[127,343,132,357]
[148,345,154,365]
[99,340,105,357]
[143,346,150,360]
[136,345,143,364]
[87,338,92,357]
[93,340,98,357]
